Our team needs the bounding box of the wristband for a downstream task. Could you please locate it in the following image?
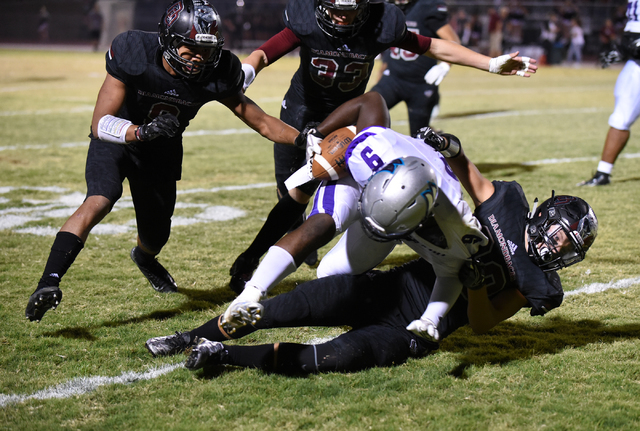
[97,114,132,144]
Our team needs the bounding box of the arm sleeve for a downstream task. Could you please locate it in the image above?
[258,28,302,64]
[394,31,432,55]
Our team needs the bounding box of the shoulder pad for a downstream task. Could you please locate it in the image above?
[284,0,317,37]
[366,3,407,45]
[106,31,156,78]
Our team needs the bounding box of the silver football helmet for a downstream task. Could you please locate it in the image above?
[359,157,438,241]
[526,192,598,272]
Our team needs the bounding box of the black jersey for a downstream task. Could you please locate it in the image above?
[283,0,407,110]
[383,0,449,84]
[105,30,243,142]
[472,181,563,316]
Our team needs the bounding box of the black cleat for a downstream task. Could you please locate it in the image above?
[577,171,611,187]
[130,247,178,293]
[185,337,226,370]
[145,331,192,357]
[229,253,259,295]
[25,286,62,322]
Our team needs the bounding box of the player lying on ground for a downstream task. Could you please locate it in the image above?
[145,119,598,375]
[24,0,300,322]
[222,92,489,342]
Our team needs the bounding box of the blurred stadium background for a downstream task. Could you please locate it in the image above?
[0,0,629,63]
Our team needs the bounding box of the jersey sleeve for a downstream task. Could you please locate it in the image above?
[258,28,302,64]
[105,31,149,83]
[423,1,450,34]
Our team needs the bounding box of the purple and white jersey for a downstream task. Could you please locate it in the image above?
[312,126,487,279]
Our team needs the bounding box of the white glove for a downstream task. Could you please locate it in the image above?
[222,285,263,333]
[488,54,531,77]
[424,62,450,86]
[305,130,323,162]
[407,318,440,342]
[241,63,256,91]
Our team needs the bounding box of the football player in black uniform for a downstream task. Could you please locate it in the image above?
[145,94,597,375]
[24,0,299,322]
[371,0,460,136]
[230,0,536,293]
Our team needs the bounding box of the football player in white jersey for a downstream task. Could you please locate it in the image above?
[223,92,487,342]
[579,0,640,186]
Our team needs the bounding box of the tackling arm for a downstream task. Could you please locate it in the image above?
[221,92,298,145]
[466,286,528,334]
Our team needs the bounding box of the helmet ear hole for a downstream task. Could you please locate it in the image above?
[359,156,439,241]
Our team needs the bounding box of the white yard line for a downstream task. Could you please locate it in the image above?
[1,277,638,407]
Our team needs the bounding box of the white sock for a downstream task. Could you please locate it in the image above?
[246,246,297,296]
[597,161,613,175]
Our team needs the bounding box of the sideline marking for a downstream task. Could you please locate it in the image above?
[1,277,638,407]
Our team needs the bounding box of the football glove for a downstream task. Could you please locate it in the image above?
[407,318,440,342]
[459,258,486,291]
[295,122,324,162]
[599,46,624,68]
[414,127,461,158]
[241,63,256,91]
[136,113,180,142]
[424,62,450,86]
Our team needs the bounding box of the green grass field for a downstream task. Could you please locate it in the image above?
[1,48,639,430]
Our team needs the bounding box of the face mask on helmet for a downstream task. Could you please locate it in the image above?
[159,0,225,80]
[359,156,439,242]
[526,192,598,272]
[315,0,371,39]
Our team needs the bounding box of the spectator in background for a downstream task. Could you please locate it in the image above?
[566,17,584,66]
[599,18,618,53]
[38,5,50,42]
[488,7,505,57]
[86,3,103,52]
[540,13,560,64]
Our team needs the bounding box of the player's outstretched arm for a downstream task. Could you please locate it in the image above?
[428,39,537,77]
[221,92,298,145]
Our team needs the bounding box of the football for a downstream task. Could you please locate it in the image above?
[311,126,356,181]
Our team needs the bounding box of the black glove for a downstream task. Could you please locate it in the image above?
[414,127,461,158]
[599,46,624,69]
[459,258,486,291]
[136,113,180,142]
[294,121,323,149]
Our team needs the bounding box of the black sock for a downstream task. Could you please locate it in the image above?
[223,343,339,373]
[244,193,308,259]
[223,344,276,370]
[188,316,260,343]
[37,232,84,290]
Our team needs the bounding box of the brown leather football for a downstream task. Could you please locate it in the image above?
[311,126,356,181]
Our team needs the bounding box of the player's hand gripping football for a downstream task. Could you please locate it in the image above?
[294,122,324,162]
[135,113,180,142]
[407,318,440,342]
[459,258,486,291]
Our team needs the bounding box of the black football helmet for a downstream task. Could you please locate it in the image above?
[526,192,598,272]
[159,0,224,80]
[386,0,413,11]
[315,0,371,39]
